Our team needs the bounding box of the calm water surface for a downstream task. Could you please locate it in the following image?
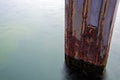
[0,0,120,80]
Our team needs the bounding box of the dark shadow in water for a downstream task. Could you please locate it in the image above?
[62,63,108,80]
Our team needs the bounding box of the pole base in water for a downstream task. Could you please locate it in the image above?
[65,54,106,76]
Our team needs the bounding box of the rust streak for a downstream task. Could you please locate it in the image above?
[97,0,109,64]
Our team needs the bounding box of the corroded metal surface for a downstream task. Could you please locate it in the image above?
[65,0,118,66]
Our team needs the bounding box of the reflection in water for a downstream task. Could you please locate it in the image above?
[63,63,108,80]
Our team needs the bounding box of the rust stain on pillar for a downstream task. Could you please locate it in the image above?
[65,0,119,75]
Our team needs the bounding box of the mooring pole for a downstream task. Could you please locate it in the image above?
[65,0,119,75]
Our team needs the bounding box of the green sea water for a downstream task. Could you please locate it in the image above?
[0,0,120,80]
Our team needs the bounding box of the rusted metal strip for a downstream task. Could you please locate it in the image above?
[97,0,109,64]
[66,0,75,57]
[81,0,89,35]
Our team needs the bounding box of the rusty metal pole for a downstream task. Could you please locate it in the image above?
[65,0,119,75]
